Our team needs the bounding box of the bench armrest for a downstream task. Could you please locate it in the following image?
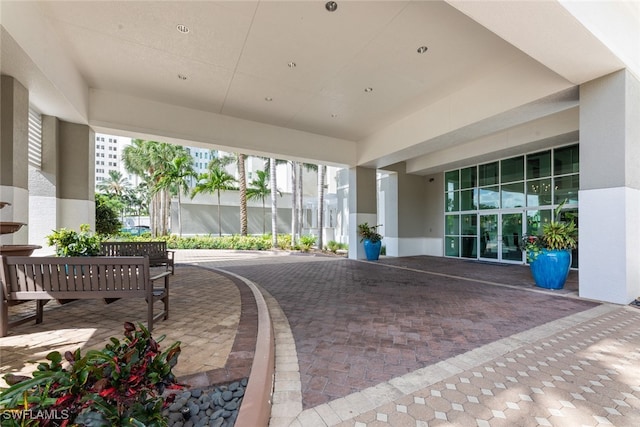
[150,271,171,290]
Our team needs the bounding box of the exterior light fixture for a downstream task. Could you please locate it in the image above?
[176,24,190,34]
[325,1,338,12]
[417,46,428,54]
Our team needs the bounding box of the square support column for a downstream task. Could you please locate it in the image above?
[348,166,377,260]
[0,76,29,245]
[579,69,640,304]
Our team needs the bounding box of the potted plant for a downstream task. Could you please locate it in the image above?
[46,224,102,257]
[358,222,383,261]
[522,201,577,289]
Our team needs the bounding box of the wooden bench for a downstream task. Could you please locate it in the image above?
[0,256,170,337]
[100,241,175,274]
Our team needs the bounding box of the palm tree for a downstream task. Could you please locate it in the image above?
[97,170,130,197]
[123,140,162,236]
[155,150,195,237]
[123,140,186,236]
[97,170,131,222]
[191,166,236,237]
[247,170,271,234]
[236,153,248,236]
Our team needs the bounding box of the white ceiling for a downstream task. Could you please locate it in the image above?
[33,0,534,142]
[1,1,630,172]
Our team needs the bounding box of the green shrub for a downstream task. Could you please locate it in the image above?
[299,235,317,252]
[326,240,347,253]
[46,224,102,257]
[276,234,292,250]
[95,195,121,236]
[0,323,182,426]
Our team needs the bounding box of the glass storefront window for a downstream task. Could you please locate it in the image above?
[461,237,477,258]
[479,186,500,209]
[445,170,459,191]
[445,215,460,235]
[443,145,578,266]
[527,151,551,179]
[501,182,525,208]
[460,189,478,211]
[554,144,579,175]
[446,191,459,212]
[526,179,552,206]
[526,210,552,236]
[501,156,524,183]
[461,166,477,189]
[554,175,579,204]
[461,214,477,235]
[479,162,499,186]
[445,236,460,257]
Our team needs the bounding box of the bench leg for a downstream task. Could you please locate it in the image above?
[162,274,169,320]
[36,300,45,324]
[1,300,7,337]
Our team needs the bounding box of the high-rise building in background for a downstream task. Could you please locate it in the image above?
[94,134,127,189]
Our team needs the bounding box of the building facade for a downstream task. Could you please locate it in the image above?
[1,1,639,304]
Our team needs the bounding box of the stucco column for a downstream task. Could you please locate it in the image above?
[0,75,29,245]
[348,166,377,260]
[579,69,640,304]
[28,115,60,252]
[379,163,430,257]
[57,121,95,230]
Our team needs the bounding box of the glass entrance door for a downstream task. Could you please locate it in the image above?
[479,214,498,260]
[479,212,524,262]
[501,212,524,262]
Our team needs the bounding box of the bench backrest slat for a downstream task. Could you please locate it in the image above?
[101,242,167,259]
[1,256,150,300]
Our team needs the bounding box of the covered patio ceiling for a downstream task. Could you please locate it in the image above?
[0,1,629,172]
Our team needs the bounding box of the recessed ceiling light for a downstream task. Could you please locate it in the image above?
[417,46,428,54]
[364,87,373,93]
[265,97,273,102]
[325,1,338,12]
[178,74,187,80]
[176,24,190,34]
[288,62,297,68]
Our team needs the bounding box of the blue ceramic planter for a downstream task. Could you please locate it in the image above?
[529,249,571,289]
[363,239,382,261]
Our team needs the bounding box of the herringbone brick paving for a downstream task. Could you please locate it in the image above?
[220,257,598,409]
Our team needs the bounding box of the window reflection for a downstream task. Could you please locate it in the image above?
[460,189,478,211]
[554,175,579,204]
[479,186,500,209]
[527,179,552,206]
[501,182,525,208]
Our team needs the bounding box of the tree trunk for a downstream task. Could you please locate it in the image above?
[164,188,170,235]
[317,164,326,250]
[238,153,248,236]
[291,161,298,246]
[217,190,222,237]
[177,190,182,237]
[270,158,278,247]
[297,162,303,237]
